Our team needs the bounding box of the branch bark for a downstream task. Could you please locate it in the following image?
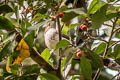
[30,48,56,73]
[56,16,62,79]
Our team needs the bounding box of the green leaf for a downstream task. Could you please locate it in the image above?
[64,8,85,15]
[41,48,50,62]
[36,8,47,14]
[11,64,19,74]
[27,20,50,31]
[18,0,23,6]
[40,75,47,80]
[3,32,16,43]
[0,16,15,30]
[91,4,108,29]
[43,0,53,5]
[115,32,120,38]
[62,25,69,35]
[72,75,81,80]
[26,21,32,28]
[72,59,80,73]
[24,31,35,48]
[105,13,120,21]
[12,50,19,58]
[27,0,32,5]
[40,73,60,80]
[23,64,40,75]
[113,44,120,58]
[8,55,13,65]
[80,56,92,80]
[62,12,79,22]
[54,0,61,4]
[84,48,104,69]
[33,13,49,21]
[61,57,66,72]
[0,5,13,14]
[20,20,27,33]
[56,40,70,50]
[95,42,106,54]
[115,58,120,65]
[59,6,67,12]
[88,0,99,14]
[69,23,79,29]
[0,41,16,61]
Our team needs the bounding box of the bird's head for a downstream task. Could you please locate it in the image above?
[45,21,56,33]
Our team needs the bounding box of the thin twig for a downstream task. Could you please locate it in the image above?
[111,0,120,6]
[109,40,120,48]
[93,69,101,80]
[111,20,114,23]
[111,72,120,80]
[61,23,64,31]
[103,17,119,57]
[103,23,112,27]
[93,17,119,80]
[87,33,108,43]
[113,28,120,33]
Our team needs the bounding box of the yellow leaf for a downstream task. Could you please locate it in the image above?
[60,0,66,6]
[61,0,64,3]
[6,57,12,73]
[13,39,30,64]
[13,56,24,64]
[16,39,29,50]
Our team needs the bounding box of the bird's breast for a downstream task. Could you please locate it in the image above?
[44,28,59,49]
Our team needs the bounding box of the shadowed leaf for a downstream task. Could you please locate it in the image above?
[92,4,108,29]
[40,73,60,80]
[0,16,15,30]
[80,56,92,80]
[0,5,13,14]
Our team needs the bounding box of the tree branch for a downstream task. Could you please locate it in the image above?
[110,71,120,80]
[30,48,56,73]
[16,34,64,80]
[109,40,120,48]
[56,16,62,79]
[93,69,102,80]
[103,17,119,57]
[113,28,120,33]
[103,23,112,27]
[93,17,119,80]
[87,33,108,43]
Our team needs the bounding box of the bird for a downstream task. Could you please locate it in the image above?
[44,21,59,57]
[44,21,77,68]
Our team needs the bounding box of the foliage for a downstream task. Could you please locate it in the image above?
[0,0,120,80]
